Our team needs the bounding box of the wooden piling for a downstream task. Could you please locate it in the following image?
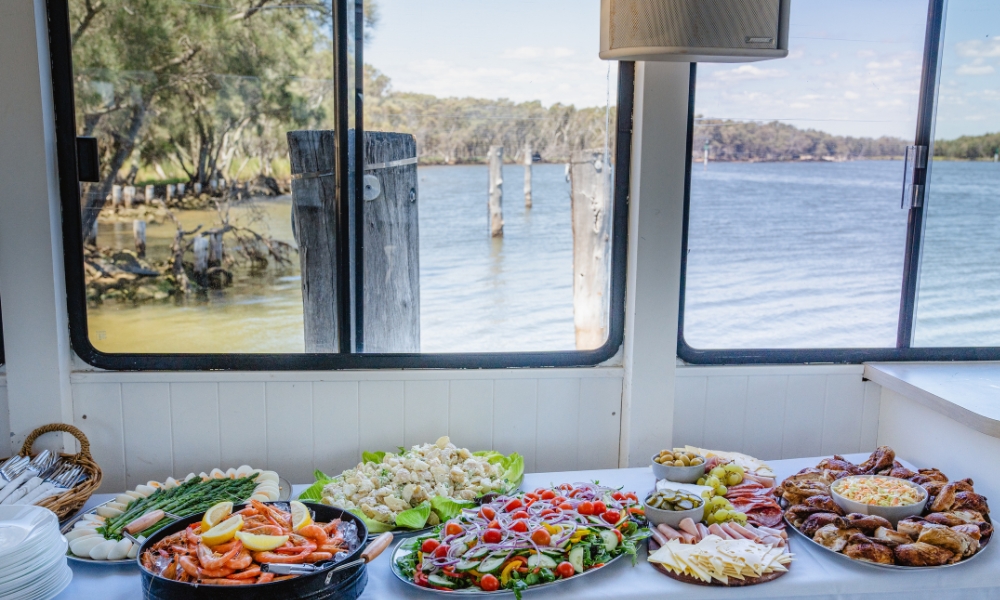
[166,184,175,203]
[193,182,202,195]
[132,219,146,258]
[488,146,504,237]
[210,178,218,193]
[523,144,532,209]
[287,130,340,353]
[123,186,135,208]
[112,185,122,208]
[569,149,613,350]
[193,236,209,274]
[176,183,186,197]
[362,132,420,353]
[144,184,155,203]
[209,231,224,265]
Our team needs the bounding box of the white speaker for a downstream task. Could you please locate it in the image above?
[600,0,790,63]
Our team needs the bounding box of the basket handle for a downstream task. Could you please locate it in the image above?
[20,423,93,461]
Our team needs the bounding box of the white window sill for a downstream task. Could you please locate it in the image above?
[864,362,1000,439]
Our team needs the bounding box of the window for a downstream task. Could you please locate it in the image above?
[49,0,631,369]
[680,0,1000,363]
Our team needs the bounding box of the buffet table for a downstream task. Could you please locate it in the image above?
[55,454,999,600]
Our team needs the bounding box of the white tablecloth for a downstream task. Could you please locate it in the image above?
[55,454,999,600]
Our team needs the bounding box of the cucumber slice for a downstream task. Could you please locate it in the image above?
[478,553,508,574]
[527,553,558,568]
[455,559,481,572]
[569,546,585,574]
[467,546,490,559]
[600,530,619,552]
[427,574,457,589]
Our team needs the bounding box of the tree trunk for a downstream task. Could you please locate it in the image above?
[80,102,147,238]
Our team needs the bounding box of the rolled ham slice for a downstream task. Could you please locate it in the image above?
[657,523,683,541]
[678,518,699,536]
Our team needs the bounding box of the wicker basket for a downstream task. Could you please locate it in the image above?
[18,423,103,520]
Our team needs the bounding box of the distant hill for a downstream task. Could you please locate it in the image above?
[693,119,908,162]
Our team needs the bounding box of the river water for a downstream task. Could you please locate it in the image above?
[89,160,1000,354]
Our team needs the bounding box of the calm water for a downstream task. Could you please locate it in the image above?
[685,160,1000,349]
[90,160,1000,354]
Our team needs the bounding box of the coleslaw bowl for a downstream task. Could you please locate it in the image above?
[830,475,927,525]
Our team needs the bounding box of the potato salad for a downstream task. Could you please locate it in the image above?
[319,437,512,525]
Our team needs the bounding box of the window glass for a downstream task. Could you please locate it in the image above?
[69,0,619,356]
[683,0,926,349]
[360,0,617,353]
[913,0,1000,346]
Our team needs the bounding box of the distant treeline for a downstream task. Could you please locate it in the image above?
[934,133,1000,160]
[364,66,614,165]
[693,119,908,162]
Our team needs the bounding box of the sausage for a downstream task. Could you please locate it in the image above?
[656,523,683,541]
[125,510,165,535]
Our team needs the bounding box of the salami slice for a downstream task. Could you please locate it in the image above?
[746,505,783,528]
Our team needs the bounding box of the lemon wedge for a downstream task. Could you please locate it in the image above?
[235,531,289,552]
[201,501,234,531]
[201,515,244,546]
[290,501,312,532]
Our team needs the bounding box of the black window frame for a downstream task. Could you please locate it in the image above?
[46,0,634,371]
[678,0,1000,365]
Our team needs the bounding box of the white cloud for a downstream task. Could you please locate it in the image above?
[866,59,903,70]
[789,102,810,108]
[711,65,787,81]
[844,91,860,100]
[857,50,876,58]
[958,63,996,76]
[957,37,1000,58]
[500,46,574,60]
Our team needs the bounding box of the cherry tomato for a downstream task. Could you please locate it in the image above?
[539,508,557,517]
[613,529,624,543]
[482,529,502,544]
[592,501,607,514]
[511,520,529,533]
[480,574,500,592]
[556,561,575,578]
[558,502,573,511]
[445,522,463,536]
[533,488,546,495]
[433,544,450,558]
[524,498,536,508]
[559,483,573,492]
[512,511,529,520]
[552,496,567,505]
[531,528,552,546]
[504,498,523,512]
[567,489,580,498]
[420,539,440,554]
[611,492,625,501]
[601,510,622,524]
[488,520,501,530]
[480,506,496,520]
[625,492,638,502]
[524,493,539,501]
[577,501,594,515]
[540,490,557,501]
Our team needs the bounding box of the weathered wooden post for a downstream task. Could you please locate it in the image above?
[209,231,224,265]
[523,144,532,209]
[166,184,175,203]
[144,184,155,204]
[287,130,340,353]
[487,146,504,237]
[111,185,122,209]
[132,219,146,258]
[193,236,209,274]
[123,185,135,208]
[569,149,613,350]
[176,183,186,197]
[209,178,218,193]
[193,182,202,195]
[362,132,420,353]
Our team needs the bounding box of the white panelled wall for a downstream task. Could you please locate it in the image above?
[71,371,624,491]
[673,365,881,461]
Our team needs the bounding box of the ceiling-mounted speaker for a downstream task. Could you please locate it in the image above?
[600,0,790,63]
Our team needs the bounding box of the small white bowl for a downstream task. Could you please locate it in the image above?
[651,454,706,483]
[643,491,705,529]
[830,475,927,525]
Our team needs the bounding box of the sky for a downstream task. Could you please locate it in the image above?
[364,0,1000,141]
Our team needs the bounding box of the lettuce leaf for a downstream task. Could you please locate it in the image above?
[297,470,333,502]
[395,502,432,530]
[362,451,386,464]
[430,495,477,522]
[349,509,397,533]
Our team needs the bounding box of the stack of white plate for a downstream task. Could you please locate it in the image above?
[0,506,73,599]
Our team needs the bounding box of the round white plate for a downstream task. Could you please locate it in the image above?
[0,506,58,559]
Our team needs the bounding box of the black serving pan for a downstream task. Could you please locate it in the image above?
[138,502,372,600]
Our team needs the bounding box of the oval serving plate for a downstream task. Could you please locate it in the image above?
[389,535,628,596]
[783,513,992,570]
[647,537,790,586]
[62,499,143,566]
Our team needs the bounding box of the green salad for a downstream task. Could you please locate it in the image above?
[299,436,523,532]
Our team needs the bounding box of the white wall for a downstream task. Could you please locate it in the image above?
[673,365,880,461]
[71,370,623,491]
[0,375,8,456]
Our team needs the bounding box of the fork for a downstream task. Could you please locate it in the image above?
[18,464,87,506]
[0,450,56,504]
[0,456,30,489]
